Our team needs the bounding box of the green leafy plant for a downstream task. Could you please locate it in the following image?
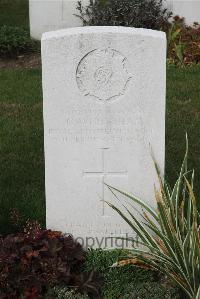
[0,221,102,298]
[167,20,186,65]
[76,0,171,30]
[0,25,37,57]
[174,43,186,64]
[106,137,200,299]
[167,16,200,65]
[47,286,90,299]
[122,281,181,299]
[84,249,180,298]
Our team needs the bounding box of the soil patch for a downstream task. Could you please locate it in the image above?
[0,53,41,69]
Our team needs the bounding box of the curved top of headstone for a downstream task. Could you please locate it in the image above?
[42,26,166,41]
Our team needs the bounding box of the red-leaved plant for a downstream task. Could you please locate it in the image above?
[0,221,102,298]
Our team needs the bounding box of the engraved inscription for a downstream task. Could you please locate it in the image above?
[48,107,146,145]
[76,48,132,101]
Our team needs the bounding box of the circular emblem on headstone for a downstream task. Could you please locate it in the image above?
[76,48,131,101]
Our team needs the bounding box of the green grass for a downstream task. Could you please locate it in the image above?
[0,69,44,234]
[85,249,180,298]
[166,65,200,198]
[0,0,29,28]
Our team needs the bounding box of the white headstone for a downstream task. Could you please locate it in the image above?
[167,0,200,25]
[29,0,89,40]
[42,27,166,248]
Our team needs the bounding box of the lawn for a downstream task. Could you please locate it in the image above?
[0,0,29,28]
[0,69,44,234]
[166,65,200,196]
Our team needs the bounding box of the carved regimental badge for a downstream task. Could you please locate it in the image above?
[76,48,132,101]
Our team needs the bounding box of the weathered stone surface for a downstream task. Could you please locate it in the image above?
[76,48,131,101]
[42,27,166,248]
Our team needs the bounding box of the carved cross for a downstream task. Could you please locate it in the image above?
[83,148,127,216]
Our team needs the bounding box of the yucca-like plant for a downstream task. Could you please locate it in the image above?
[106,137,200,299]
